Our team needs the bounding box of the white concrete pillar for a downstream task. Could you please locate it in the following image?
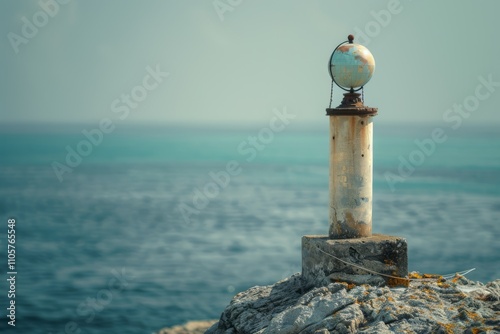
[328,114,373,239]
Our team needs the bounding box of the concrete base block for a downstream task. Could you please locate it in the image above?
[302,234,408,289]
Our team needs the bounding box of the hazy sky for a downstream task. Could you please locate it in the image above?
[2,0,500,126]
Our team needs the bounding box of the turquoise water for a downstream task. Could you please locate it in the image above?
[0,123,499,333]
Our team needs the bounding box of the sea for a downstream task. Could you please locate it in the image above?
[0,121,499,333]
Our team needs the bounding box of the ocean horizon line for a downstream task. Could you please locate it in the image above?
[1,119,499,135]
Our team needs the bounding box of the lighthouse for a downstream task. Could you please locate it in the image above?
[301,35,408,288]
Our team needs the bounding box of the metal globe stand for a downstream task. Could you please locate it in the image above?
[328,34,364,93]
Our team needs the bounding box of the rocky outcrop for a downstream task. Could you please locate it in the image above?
[206,273,500,334]
[158,320,218,334]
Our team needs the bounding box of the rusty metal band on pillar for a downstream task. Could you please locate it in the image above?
[326,93,378,116]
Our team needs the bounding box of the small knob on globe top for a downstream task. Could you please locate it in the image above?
[347,34,354,43]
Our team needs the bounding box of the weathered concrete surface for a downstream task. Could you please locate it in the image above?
[329,115,373,239]
[157,320,217,334]
[206,273,500,334]
[302,234,408,289]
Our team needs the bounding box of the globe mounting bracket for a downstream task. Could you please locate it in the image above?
[328,34,364,94]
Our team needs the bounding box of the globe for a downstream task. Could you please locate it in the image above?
[329,43,375,90]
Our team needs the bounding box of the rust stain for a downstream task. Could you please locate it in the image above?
[342,212,370,238]
[345,212,356,229]
[471,328,493,334]
[349,117,357,143]
[466,310,482,321]
[437,323,455,334]
[334,281,356,290]
[387,274,409,287]
[384,259,395,266]
[358,118,370,162]
[358,117,367,140]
